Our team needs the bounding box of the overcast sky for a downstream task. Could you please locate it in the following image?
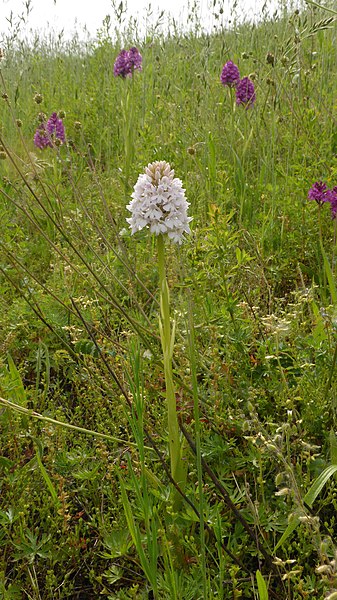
[0,0,279,40]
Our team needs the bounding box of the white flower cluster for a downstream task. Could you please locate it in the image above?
[126,161,192,244]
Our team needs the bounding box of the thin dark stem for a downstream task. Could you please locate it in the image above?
[70,299,258,577]
[180,422,281,578]
[0,157,152,346]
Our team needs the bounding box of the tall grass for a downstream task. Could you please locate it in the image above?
[0,1,337,598]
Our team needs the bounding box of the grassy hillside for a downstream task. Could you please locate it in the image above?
[1,3,337,598]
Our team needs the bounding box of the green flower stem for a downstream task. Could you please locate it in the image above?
[122,78,135,196]
[157,234,186,506]
[318,204,327,295]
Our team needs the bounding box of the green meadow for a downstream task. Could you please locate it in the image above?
[1,1,337,597]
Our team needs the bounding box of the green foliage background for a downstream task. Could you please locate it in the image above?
[1,1,337,598]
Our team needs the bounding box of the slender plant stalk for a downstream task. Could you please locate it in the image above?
[317,204,328,295]
[122,77,135,195]
[187,296,207,599]
[0,396,148,448]
[157,233,187,507]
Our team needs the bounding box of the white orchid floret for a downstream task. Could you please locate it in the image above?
[126,160,192,244]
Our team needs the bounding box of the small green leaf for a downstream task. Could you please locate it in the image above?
[0,507,19,526]
[74,339,99,357]
[34,444,61,509]
[0,582,22,599]
[73,465,100,480]
[7,354,27,407]
[0,456,15,470]
[275,464,337,551]
[103,564,124,585]
[303,464,337,506]
[101,530,132,559]
[274,512,301,552]
[256,570,268,600]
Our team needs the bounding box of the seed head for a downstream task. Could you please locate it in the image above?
[34,93,43,104]
[266,52,275,66]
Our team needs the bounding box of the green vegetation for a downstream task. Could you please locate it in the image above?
[1,1,337,597]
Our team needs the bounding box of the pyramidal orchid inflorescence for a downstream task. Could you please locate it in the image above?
[220,61,240,87]
[114,46,142,78]
[220,60,256,108]
[46,112,66,143]
[126,161,192,244]
[34,112,65,149]
[34,124,52,149]
[308,181,337,217]
[328,187,337,217]
[308,181,329,205]
[235,76,256,108]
